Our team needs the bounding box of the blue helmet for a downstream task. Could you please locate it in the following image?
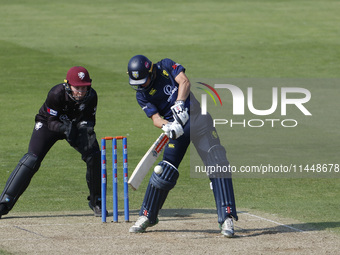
[127,55,154,91]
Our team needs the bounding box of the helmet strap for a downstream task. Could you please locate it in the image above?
[63,82,91,103]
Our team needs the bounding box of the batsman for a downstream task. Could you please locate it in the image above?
[127,55,238,237]
[0,66,103,219]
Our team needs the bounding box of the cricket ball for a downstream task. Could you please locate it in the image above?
[154,165,163,175]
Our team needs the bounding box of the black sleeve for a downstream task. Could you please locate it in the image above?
[44,86,65,132]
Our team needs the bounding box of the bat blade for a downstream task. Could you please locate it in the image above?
[128,133,169,190]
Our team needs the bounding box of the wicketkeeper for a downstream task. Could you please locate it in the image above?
[0,66,103,219]
[126,55,238,237]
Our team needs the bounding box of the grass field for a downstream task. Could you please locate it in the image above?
[0,0,339,249]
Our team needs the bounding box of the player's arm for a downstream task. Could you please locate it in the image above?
[150,113,183,140]
[151,113,168,129]
[44,89,65,132]
[171,71,190,126]
[175,71,191,101]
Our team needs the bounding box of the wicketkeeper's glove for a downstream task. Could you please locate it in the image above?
[77,121,94,134]
[76,121,96,151]
[59,120,77,146]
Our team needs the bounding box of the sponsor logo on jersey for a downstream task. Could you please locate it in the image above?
[149,88,157,96]
[59,114,69,121]
[79,103,85,111]
[168,143,175,149]
[164,85,178,103]
[163,85,172,96]
[211,130,218,139]
[47,107,58,116]
[162,70,169,78]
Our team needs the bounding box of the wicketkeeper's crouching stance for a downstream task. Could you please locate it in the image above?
[126,55,238,237]
[0,66,103,219]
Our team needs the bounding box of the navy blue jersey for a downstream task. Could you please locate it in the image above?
[136,58,200,121]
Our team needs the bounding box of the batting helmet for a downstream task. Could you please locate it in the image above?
[127,55,154,90]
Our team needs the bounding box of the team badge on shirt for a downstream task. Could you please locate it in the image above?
[79,104,85,111]
[35,122,43,130]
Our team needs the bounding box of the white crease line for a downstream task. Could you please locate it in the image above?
[14,226,48,238]
[241,212,305,232]
[0,235,115,241]
[0,222,99,227]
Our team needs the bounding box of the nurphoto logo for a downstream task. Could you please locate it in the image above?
[197,82,312,128]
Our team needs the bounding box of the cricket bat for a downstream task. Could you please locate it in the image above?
[128,133,169,190]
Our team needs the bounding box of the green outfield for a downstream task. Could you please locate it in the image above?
[0,0,339,244]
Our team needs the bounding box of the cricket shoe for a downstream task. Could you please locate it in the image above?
[220,217,234,238]
[0,204,9,219]
[88,202,107,217]
[129,216,159,233]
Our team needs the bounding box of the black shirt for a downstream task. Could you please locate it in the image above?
[35,83,97,132]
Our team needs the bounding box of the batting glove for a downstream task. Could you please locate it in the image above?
[171,100,189,127]
[162,121,184,139]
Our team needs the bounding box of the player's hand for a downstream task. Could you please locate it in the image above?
[162,121,184,139]
[171,100,189,126]
[77,121,94,134]
[60,120,77,146]
[76,121,97,151]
